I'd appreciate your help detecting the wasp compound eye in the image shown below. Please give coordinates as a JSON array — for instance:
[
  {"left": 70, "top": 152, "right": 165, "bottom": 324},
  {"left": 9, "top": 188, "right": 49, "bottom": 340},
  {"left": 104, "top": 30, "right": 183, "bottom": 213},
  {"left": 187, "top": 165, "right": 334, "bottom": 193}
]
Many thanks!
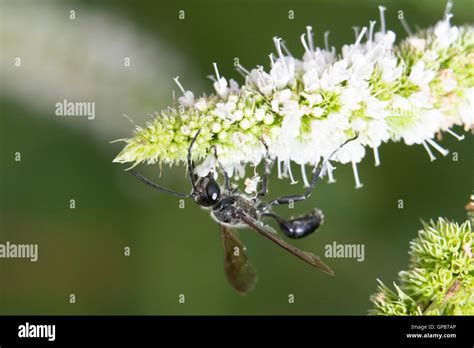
[
  {"left": 206, "top": 179, "right": 221, "bottom": 204},
  {"left": 193, "top": 176, "right": 221, "bottom": 207}
]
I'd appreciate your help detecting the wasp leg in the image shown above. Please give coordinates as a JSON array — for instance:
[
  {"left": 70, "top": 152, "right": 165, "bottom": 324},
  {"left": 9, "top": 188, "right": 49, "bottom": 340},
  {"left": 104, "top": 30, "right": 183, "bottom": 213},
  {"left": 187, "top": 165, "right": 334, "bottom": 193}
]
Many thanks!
[
  {"left": 212, "top": 146, "right": 232, "bottom": 192},
  {"left": 257, "top": 138, "right": 273, "bottom": 198},
  {"left": 187, "top": 129, "right": 201, "bottom": 192},
  {"left": 269, "top": 134, "right": 358, "bottom": 206},
  {"left": 269, "top": 166, "right": 323, "bottom": 205}
]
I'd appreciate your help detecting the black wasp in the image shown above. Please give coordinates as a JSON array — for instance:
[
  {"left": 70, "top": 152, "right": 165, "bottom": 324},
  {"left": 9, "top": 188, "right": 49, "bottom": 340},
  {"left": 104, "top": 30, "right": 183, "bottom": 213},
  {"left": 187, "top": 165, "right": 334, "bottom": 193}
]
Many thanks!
[{"left": 131, "top": 129, "right": 356, "bottom": 294}]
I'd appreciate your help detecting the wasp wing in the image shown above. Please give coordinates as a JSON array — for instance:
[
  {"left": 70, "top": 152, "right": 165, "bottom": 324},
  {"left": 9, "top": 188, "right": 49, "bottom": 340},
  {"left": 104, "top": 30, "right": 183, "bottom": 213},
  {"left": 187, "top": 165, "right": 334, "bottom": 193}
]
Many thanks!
[
  {"left": 238, "top": 211, "right": 334, "bottom": 276},
  {"left": 220, "top": 224, "right": 257, "bottom": 294}
]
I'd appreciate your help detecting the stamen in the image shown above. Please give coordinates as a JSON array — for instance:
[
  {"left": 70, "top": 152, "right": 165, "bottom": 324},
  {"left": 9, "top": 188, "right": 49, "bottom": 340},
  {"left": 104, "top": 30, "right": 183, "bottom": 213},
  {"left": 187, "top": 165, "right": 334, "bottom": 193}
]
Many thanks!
[
  {"left": 373, "top": 146, "right": 381, "bottom": 167},
  {"left": 173, "top": 76, "right": 186, "bottom": 95},
  {"left": 399, "top": 16, "right": 413, "bottom": 36},
  {"left": 306, "top": 26, "right": 314, "bottom": 52},
  {"left": 273, "top": 37, "right": 288, "bottom": 72},
  {"left": 277, "top": 160, "right": 282, "bottom": 179},
  {"left": 327, "top": 160, "right": 336, "bottom": 183},
  {"left": 351, "top": 27, "right": 367, "bottom": 54},
  {"left": 253, "top": 166, "right": 258, "bottom": 177},
  {"left": 300, "top": 33, "right": 312, "bottom": 55},
  {"left": 324, "top": 31, "right": 330, "bottom": 51},
  {"left": 236, "top": 63, "right": 250, "bottom": 77},
  {"left": 352, "top": 26, "right": 360, "bottom": 40},
  {"left": 444, "top": 0, "right": 453, "bottom": 20},
  {"left": 446, "top": 128, "right": 465, "bottom": 141},
  {"left": 269, "top": 53, "right": 275, "bottom": 68},
  {"left": 445, "top": 13, "right": 454, "bottom": 26},
  {"left": 282, "top": 159, "right": 288, "bottom": 178},
  {"left": 369, "top": 20, "right": 377, "bottom": 42},
  {"left": 213, "top": 62, "right": 221, "bottom": 81},
  {"left": 426, "top": 138, "right": 449, "bottom": 156},
  {"left": 286, "top": 160, "right": 298, "bottom": 185},
  {"left": 301, "top": 164, "right": 310, "bottom": 187},
  {"left": 355, "top": 27, "right": 368, "bottom": 47},
  {"left": 280, "top": 40, "right": 293, "bottom": 57},
  {"left": 319, "top": 160, "right": 327, "bottom": 177},
  {"left": 422, "top": 141, "right": 437, "bottom": 161},
  {"left": 256, "top": 66, "right": 266, "bottom": 85},
  {"left": 352, "top": 162, "right": 363, "bottom": 189},
  {"left": 378, "top": 6, "right": 387, "bottom": 34},
  {"left": 273, "top": 37, "right": 284, "bottom": 59}
]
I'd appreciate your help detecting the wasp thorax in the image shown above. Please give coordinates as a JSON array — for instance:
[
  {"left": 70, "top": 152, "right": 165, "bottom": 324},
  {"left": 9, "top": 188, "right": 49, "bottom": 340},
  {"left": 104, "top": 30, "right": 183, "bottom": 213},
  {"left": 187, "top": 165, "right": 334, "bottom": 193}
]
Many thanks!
[{"left": 213, "top": 201, "right": 238, "bottom": 224}]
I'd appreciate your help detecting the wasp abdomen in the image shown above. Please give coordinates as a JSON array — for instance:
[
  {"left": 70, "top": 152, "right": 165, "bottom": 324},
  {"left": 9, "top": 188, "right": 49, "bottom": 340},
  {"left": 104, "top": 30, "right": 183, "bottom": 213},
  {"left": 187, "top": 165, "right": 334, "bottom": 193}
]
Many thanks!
[{"left": 266, "top": 208, "right": 324, "bottom": 239}]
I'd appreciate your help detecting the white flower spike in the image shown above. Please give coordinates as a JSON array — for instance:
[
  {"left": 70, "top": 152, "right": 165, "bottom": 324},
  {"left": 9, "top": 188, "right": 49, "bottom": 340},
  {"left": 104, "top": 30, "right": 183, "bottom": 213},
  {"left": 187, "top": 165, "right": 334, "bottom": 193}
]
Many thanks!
[{"left": 115, "top": 3, "right": 473, "bottom": 190}]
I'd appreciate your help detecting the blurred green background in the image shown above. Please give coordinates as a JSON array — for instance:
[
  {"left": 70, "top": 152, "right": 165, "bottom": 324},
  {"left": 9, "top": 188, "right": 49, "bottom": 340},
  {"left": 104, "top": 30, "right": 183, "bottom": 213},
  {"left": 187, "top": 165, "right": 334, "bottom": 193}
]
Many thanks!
[{"left": 0, "top": 0, "right": 473, "bottom": 315}]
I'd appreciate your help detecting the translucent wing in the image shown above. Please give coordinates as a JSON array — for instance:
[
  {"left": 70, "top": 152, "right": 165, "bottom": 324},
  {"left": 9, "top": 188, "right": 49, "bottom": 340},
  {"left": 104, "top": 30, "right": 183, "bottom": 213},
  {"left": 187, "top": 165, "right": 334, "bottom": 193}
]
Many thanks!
[
  {"left": 238, "top": 211, "right": 334, "bottom": 275},
  {"left": 220, "top": 224, "right": 257, "bottom": 294}
]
